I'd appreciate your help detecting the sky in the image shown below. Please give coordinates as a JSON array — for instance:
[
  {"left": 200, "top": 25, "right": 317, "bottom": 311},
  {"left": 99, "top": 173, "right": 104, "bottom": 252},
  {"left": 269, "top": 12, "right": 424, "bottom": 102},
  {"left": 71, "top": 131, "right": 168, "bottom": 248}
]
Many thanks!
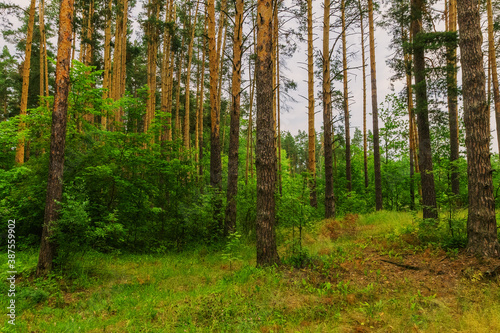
[{"left": 4, "top": 0, "right": 499, "bottom": 153}]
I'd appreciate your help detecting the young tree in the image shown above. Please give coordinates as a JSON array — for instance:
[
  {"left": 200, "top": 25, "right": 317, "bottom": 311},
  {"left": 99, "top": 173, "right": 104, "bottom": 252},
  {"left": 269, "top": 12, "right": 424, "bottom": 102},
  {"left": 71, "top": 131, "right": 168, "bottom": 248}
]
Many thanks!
[
  {"left": 256, "top": 0, "right": 279, "bottom": 266},
  {"left": 341, "top": 0, "right": 352, "bottom": 193},
  {"left": 487, "top": 0, "right": 500, "bottom": 154},
  {"left": 447, "top": 0, "right": 459, "bottom": 196},
  {"left": 368, "top": 0, "right": 382, "bottom": 210},
  {"left": 323, "top": 0, "right": 335, "bottom": 218},
  {"left": 15, "top": 0, "right": 36, "bottom": 165},
  {"left": 457, "top": 0, "right": 500, "bottom": 257},
  {"left": 37, "top": 0, "right": 75, "bottom": 276},
  {"left": 411, "top": 0, "right": 437, "bottom": 219},
  {"left": 225, "top": 0, "right": 244, "bottom": 235},
  {"left": 307, "top": 0, "right": 317, "bottom": 206}
]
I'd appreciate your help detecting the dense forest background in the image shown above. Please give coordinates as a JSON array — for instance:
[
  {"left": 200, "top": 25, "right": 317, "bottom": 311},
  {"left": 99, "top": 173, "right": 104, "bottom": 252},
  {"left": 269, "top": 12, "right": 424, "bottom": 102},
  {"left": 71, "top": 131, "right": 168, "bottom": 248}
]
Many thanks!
[{"left": 1, "top": 0, "right": 500, "bottom": 273}]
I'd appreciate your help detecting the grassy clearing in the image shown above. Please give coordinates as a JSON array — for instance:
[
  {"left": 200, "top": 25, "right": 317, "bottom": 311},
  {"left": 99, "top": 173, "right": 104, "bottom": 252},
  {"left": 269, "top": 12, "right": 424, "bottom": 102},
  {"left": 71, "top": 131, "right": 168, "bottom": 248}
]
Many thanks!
[{"left": 2, "top": 211, "right": 500, "bottom": 332}]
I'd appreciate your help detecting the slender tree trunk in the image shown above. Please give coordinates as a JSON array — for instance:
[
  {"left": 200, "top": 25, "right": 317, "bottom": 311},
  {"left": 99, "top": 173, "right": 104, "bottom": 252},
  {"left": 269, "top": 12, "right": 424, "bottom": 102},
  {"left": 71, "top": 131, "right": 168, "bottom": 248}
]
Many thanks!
[
  {"left": 487, "top": 0, "right": 500, "bottom": 154},
  {"left": 145, "top": 0, "right": 160, "bottom": 133},
  {"left": 256, "top": 0, "right": 279, "bottom": 266},
  {"left": 447, "top": 0, "right": 459, "bottom": 196},
  {"left": 39, "top": 0, "right": 49, "bottom": 101},
  {"left": 208, "top": 0, "right": 223, "bottom": 232},
  {"left": 368, "top": 0, "right": 382, "bottom": 210},
  {"left": 359, "top": 0, "right": 368, "bottom": 190},
  {"left": 184, "top": 2, "right": 200, "bottom": 149},
  {"left": 102, "top": 0, "right": 112, "bottom": 129},
  {"left": 37, "top": 0, "right": 74, "bottom": 276},
  {"left": 198, "top": 20, "right": 206, "bottom": 176},
  {"left": 458, "top": 0, "right": 500, "bottom": 257},
  {"left": 323, "top": 0, "right": 335, "bottom": 218},
  {"left": 341, "top": 0, "right": 351, "bottom": 193},
  {"left": 225, "top": 0, "right": 244, "bottom": 235},
  {"left": 15, "top": 0, "right": 36, "bottom": 165},
  {"left": 174, "top": 42, "right": 185, "bottom": 140},
  {"left": 404, "top": 29, "right": 416, "bottom": 210},
  {"left": 411, "top": 0, "right": 438, "bottom": 219},
  {"left": 307, "top": 0, "right": 317, "bottom": 206},
  {"left": 246, "top": 56, "right": 256, "bottom": 184}
]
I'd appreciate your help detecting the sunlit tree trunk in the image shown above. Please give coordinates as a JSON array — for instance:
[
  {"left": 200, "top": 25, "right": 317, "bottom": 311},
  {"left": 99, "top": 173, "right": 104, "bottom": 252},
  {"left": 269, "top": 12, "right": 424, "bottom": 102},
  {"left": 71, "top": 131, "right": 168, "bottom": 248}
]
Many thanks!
[
  {"left": 174, "top": 40, "right": 185, "bottom": 139},
  {"left": 307, "top": 0, "right": 317, "bottom": 206},
  {"left": 458, "top": 0, "right": 500, "bottom": 257},
  {"left": 225, "top": 0, "right": 244, "bottom": 235},
  {"left": 39, "top": 0, "right": 49, "bottom": 101},
  {"left": 145, "top": 0, "right": 160, "bottom": 133},
  {"left": 368, "top": 0, "right": 382, "bottom": 210},
  {"left": 246, "top": 53, "right": 256, "bottom": 184},
  {"left": 37, "top": 0, "right": 74, "bottom": 276},
  {"left": 411, "top": 0, "right": 438, "bottom": 219},
  {"left": 112, "top": 0, "right": 128, "bottom": 127},
  {"left": 256, "top": 0, "right": 279, "bottom": 267},
  {"left": 15, "top": 0, "right": 36, "bottom": 165},
  {"left": 323, "top": 0, "right": 335, "bottom": 218},
  {"left": 198, "top": 19, "right": 206, "bottom": 176}
]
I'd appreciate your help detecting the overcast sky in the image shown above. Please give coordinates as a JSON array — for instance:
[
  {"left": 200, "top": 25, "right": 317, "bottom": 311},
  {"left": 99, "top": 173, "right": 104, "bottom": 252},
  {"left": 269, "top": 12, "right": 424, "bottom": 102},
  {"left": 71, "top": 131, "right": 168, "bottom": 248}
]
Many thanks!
[{"left": 4, "top": 0, "right": 498, "bottom": 153}]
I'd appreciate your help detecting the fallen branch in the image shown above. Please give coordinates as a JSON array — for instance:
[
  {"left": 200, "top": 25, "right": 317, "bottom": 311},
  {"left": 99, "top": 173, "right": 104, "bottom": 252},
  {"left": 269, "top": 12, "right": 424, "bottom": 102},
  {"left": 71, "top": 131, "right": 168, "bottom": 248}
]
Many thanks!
[{"left": 380, "top": 259, "right": 420, "bottom": 271}]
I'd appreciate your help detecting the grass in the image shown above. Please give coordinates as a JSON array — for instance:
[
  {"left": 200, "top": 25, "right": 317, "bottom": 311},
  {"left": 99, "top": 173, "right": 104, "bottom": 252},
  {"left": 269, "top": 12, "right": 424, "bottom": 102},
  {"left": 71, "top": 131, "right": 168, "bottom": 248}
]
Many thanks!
[{"left": 2, "top": 210, "right": 500, "bottom": 332}]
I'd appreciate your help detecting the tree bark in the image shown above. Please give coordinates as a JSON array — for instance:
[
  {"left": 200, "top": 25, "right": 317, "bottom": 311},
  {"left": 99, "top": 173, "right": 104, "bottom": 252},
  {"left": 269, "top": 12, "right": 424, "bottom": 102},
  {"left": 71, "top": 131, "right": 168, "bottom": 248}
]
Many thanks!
[
  {"left": 37, "top": 0, "right": 74, "bottom": 276},
  {"left": 458, "top": 0, "right": 500, "bottom": 257},
  {"left": 225, "top": 0, "right": 244, "bottom": 235},
  {"left": 15, "top": 0, "right": 36, "bottom": 165},
  {"left": 368, "top": 0, "right": 382, "bottom": 210},
  {"left": 411, "top": 0, "right": 438, "bottom": 219},
  {"left": 323, "top": 0, "right": 335, "bottom": 219},
  {"left": 256, "top": 0, "right": 279, "bottom": 266},
  {"left": 307, "top": 0, "right": 317, "bottom": 207},
  {"left": 487, "top": 0, "right": 500, "bottom": 156}
]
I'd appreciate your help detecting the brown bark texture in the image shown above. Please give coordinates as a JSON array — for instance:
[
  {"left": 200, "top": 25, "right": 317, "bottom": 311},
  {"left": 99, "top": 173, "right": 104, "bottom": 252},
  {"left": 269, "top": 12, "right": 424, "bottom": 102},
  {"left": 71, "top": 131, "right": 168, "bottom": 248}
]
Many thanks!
[
  {"left": 323, "top": 0, "right": 335, "bottom": 219},
  {"left": 457, "top": 0, "right": 500, "bottom": 257},
  {"left": 37, "top": 0, "right": 75, "bottom": 276},
  {"left": 256, "top": 0, "right": 279, "bottom": 267}
]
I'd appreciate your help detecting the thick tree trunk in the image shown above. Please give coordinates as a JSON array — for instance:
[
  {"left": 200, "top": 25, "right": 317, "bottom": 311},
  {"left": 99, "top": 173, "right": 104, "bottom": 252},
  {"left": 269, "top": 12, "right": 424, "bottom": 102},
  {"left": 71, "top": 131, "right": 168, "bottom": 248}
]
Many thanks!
[
  {"left": 15, "top": 0, "right": 36, "bottom": 165},
  {"left": 37, "top": 0, "right": 74, "bottom": 276},
  {"left": 225, "top": 0, "right": 244, "bottom": 235},
  {"left": 411, "top": 0, "right": 438, "bottom": 219},
  {"left": 447, "top": 0, "right": 459, "bottom": 196},
  {"left": 256, "top": 0, "right": 279, "bottom": 267},
  {"left": 458, "top": 0, "right": 500, "bottom": 257},
  {"left": 368, "top": 0, "right": 382, "bottom": 210},
  {"left": 342, "top": 0, "right": 351, "bottom": 193},
  {"left": 307, "top": 0, "right": 317, "bottom": 206},
  {"left": 323, "top": 0, "right": 335, "bottom": 219}
]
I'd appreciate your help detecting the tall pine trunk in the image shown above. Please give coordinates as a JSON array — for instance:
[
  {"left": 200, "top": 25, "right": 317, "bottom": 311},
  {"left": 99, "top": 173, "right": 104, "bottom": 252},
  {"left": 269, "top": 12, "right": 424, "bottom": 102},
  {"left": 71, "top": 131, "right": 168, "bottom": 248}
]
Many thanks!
[
  {"left": 36, "top": 0, "right": 74, "bottom": 276},
  {"left": 458, "top": 0, "right": 500, "bottom": 257},
  {"left": 359, "top": 0, "right": 368, "bottom": 190},
  {"left": 323, "top": 0, "right": 335, "bottom": 218},
  {"left": 225, "top": 0, "right": 244, "bottom": 235},
  {"left": 411, "top": 0, "right": 438, "bottom": 219},
  {"left": 487, "top": 0, "right": 500, "bottom": 155},
  {"left": 15, "top": 0, "right": 36, "bottom": 165},
  {"left": 368, "top": 0, "right": 382, "bottom": 210},
  {"left": 341, "top": 0, "right": 351, "bottom": 193},
  {"left": 307, "top": 0, "right": 317, "bottom": 207},
  {"left": 256, "top": 0, "right": 279, "bottom": 266},
  {"left": 447, "top": 0, "right": 459, "bottom": 196}
]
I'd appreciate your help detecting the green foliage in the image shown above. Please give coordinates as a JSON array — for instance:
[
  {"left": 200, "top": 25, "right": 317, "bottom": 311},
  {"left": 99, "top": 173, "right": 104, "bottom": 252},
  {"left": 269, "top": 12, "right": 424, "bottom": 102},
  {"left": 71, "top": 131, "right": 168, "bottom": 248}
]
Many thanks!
[{"left": 221, "top": 231, "right": 243, "bottom": 269}]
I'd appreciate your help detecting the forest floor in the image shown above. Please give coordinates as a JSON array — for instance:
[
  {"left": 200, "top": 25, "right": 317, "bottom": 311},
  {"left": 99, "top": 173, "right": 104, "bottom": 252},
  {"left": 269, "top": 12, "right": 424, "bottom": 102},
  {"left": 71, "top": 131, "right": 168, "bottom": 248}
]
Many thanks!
[{"left": 3, "top": 211, "right": 500, "bottom": 332}]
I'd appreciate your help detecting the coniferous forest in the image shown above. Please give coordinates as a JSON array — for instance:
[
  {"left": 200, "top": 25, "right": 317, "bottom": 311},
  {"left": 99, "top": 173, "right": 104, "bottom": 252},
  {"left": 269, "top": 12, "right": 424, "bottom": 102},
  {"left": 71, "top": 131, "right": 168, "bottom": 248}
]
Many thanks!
[{"left": 1, "top": 0, "right": 500, "bottom": 331}]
